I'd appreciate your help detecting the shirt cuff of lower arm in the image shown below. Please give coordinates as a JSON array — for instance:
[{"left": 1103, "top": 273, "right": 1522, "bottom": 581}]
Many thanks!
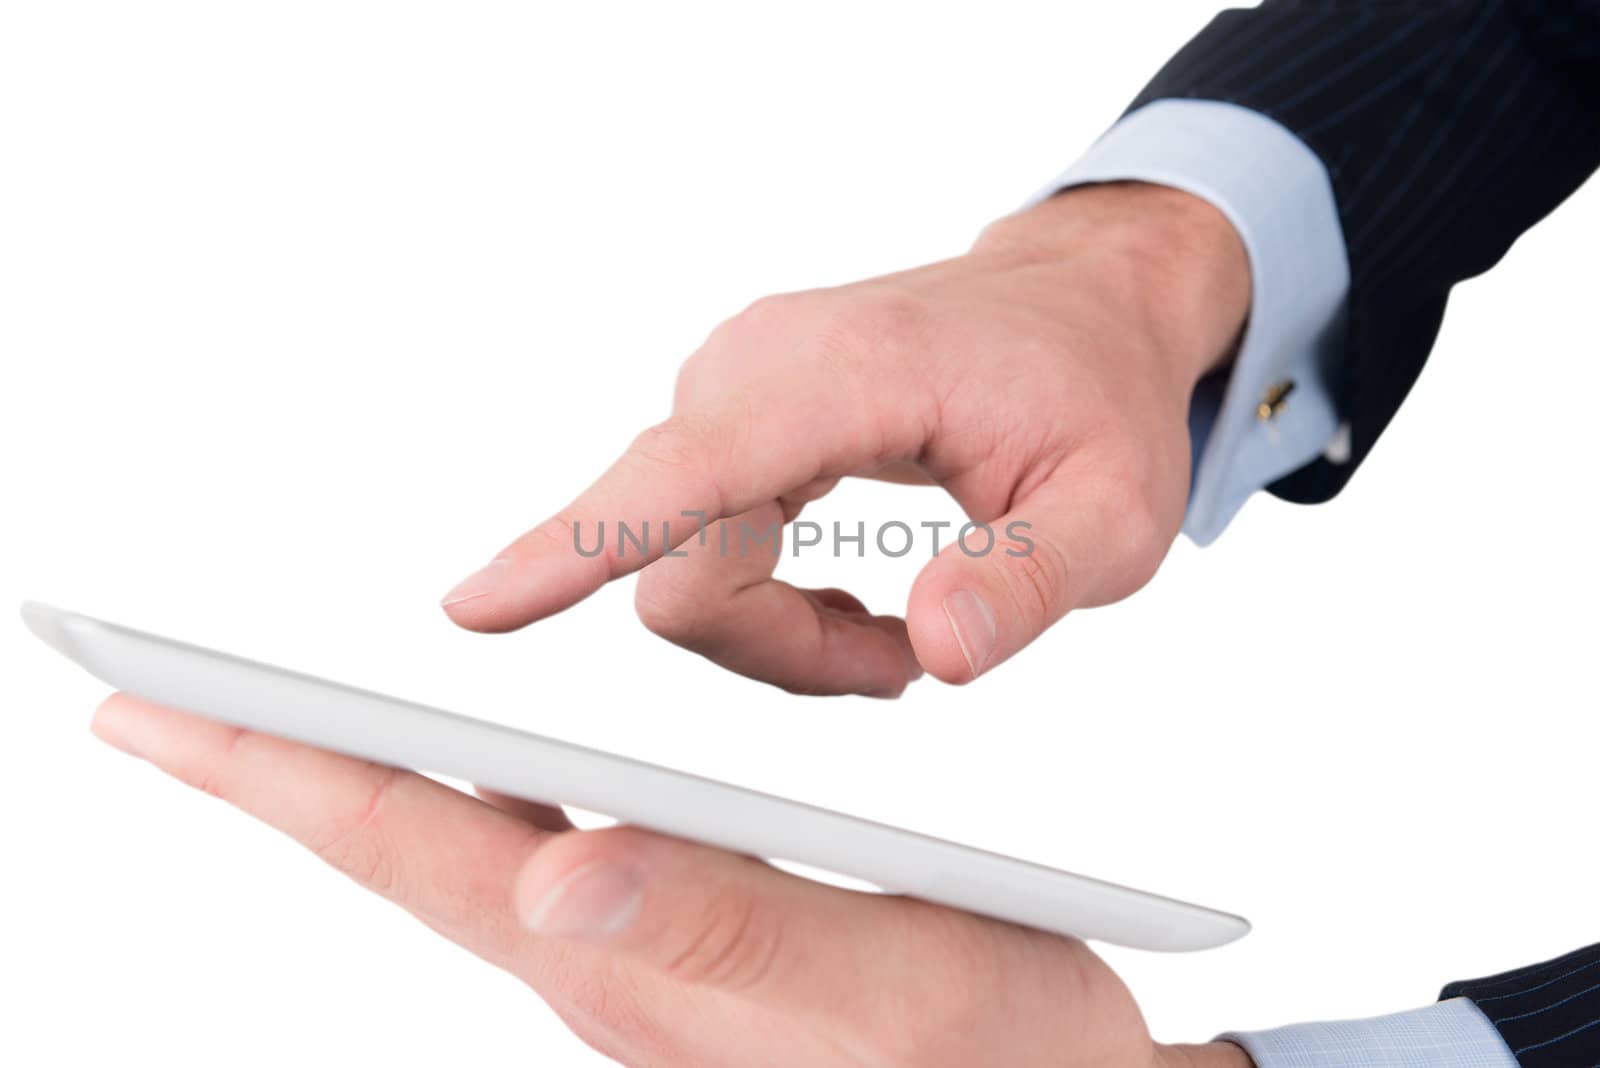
[
  {"left": 1024, "top": 99, "right": 1351, "bottom": 544},
  {"left": 1221, "top": 997, "right": 1518, "bottom": 1068}
]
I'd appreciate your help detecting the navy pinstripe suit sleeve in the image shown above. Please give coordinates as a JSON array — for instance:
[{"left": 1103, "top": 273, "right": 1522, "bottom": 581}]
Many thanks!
[
  {"left": 1441, "top": 942, "right": 1600, "bottom": 1067},
  {"left": 1129, "top": 0, "right": 1600, "bottom": 504}
]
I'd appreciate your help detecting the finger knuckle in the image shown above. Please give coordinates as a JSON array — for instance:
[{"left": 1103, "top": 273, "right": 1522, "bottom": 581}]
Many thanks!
[
  {"left": 626, "top": 414, "right": 736, "bottom": 518},
  {"left": 671, "top": 350, "right": 712, "bottom": 410},
  {"left": 528, "top": 510, "right": 619, "bottom": 586},
  {"left": 633, "top": 569, "right": 709, "bottom": 648},
  {"left": 307, "top": 766, "right": 402, "bottom": 892},
  {"left": 663, "top": 886, "right": 783, "bottom": 993},
  {"left": 731, "top": 291, "right": 805, "bottom": 333},
  {"left": 531, "top": 512, "right": 580, "bottom": 555},
  {"left": 317, "top": 833, "right": 400, "bottom": 895},
  {"left": 809, "top": 289, "right": 927, "bottom": 373},
  {"left": 189, "top": 726, "right": 251, "bottom": 802},
  {"left": 701, "top": 292, "right": 807, "bottom": 359},
  {"left": 629, "top": 416, "right": 713, "bottom": 473},
  {"left": 994, "top": 533, "right": 1071, "bottom": 626}
]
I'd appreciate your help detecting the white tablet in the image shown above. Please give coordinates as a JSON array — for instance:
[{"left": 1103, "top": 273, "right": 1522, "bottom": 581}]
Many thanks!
[{"left": 23, "top": 602, "right": 1248, "bottom": 952}]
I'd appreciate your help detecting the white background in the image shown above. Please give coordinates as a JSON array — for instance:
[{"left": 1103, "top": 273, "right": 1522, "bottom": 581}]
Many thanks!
[{"left": 3, "top": 2, "right": 1596, "bottom": 1064}]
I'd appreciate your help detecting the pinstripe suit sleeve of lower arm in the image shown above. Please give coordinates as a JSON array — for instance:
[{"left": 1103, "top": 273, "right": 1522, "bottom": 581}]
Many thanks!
[
  {"left": 1441, "top": 941, "right": 1600, "bottom": 1066},
  {"left": 1222, "top": 997, "right": 1517, "bottom": 1067},
  {"left": 1128, "top": 0, "right": 1600, "bottom": 505}
]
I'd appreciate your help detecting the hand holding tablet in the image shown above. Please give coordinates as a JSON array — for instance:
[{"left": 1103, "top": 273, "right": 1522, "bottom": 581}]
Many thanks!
[{"left": 24, "top": 601, "right": 1246, "bottom": 952}]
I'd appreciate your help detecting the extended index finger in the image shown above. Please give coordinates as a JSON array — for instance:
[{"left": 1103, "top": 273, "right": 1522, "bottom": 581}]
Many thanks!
[{"left": 443, "top": 373, "right": 926, "bottom": 635}]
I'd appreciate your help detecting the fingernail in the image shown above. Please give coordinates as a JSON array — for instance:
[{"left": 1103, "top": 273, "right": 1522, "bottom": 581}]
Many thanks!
[
  {"left": 441, "top": 558, "right": 512, "bottom": 608},
  {"left": 942, "top": 589, "right": 996, "bottom": 679},
  {"left": 523, "top": 860, "right": 644, "bottom": 940}
]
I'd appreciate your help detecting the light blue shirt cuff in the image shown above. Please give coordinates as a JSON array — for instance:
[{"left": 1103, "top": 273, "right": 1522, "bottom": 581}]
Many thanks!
[
  {"left": 1021, "top": 99, "right": 1351, "bottom": 544},
  {"left": 1222, "top": 997, "right": 1518, "bottom": 1068}
]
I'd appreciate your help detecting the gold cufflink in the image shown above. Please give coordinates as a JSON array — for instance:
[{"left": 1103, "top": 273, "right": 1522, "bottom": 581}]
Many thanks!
[{"left": 1257, "top": 379, "right": 1295, "bottom": 421}]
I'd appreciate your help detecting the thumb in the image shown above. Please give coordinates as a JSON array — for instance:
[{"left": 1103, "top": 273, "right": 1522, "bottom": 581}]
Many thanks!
[
  {"left": 906, "top": 463, "right": 1177, "bottom": 683},
  {"left": 514, "top": 826, "right": 946, "bottom": 1020},
  {"left": 512, "top": 827, "right": 1133, "bottom": 1064}
]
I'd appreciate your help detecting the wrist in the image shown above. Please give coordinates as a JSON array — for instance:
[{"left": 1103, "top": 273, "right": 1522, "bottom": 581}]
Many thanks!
[
  {"left": 1155, "top": 1040, "right": 1256, "bottom": 1068},
  {"left": 974, "top": 181, "right": 1250, "bottom": 389}
]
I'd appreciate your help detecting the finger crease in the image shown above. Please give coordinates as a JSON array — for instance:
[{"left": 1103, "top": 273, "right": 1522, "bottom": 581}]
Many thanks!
[
  {"left": 312, "top": 764, "right": 400, "bottom": 860},
  {"left": 194, "top": 725, "right": 250, "bottom": 799}
]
